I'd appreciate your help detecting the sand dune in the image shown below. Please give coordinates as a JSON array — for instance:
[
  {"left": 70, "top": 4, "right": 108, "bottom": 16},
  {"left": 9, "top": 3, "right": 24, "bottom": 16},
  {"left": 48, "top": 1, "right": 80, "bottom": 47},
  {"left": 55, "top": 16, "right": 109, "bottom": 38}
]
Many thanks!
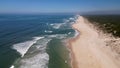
[{"left": 70, "top": 16, "right": 120, "bottom": 68}]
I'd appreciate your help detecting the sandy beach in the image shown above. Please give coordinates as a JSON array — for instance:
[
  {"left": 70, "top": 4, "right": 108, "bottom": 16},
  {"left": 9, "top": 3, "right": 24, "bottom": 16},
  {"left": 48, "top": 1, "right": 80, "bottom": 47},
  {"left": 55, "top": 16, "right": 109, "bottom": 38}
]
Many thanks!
[{"left": 69, "top": 16, "right": 120, "bottom": 68}]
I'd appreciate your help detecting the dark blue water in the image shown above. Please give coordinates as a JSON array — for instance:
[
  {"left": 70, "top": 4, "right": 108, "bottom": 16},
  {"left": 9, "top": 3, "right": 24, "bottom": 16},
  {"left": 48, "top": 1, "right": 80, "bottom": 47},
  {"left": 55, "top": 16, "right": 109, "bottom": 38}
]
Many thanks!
[{"left": 0, "top": 14, "right": 75, "bottom": 68}]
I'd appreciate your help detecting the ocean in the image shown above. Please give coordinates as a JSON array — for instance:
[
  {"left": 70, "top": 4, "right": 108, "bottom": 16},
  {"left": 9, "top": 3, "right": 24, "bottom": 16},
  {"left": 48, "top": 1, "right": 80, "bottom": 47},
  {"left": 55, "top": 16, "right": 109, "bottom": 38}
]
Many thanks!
[
  {"left": 1, "top": 14, "right": 120, "bottom": 68},
  {"left": 0, "top": 14, "right": 76, "bottom": 68}
]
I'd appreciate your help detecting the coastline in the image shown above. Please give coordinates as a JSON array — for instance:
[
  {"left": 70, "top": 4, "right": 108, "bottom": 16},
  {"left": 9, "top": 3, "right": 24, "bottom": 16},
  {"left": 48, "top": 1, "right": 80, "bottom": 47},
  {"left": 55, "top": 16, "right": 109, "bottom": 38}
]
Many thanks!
[
  {"left": 68, "top": 35, "right": 79, "bottom": 68},
  {"left": 69, "top": 16, "right": 120, "bottom": 68},
  {"left": 68, "top": 16, "right": 82, "bottom": 68}
]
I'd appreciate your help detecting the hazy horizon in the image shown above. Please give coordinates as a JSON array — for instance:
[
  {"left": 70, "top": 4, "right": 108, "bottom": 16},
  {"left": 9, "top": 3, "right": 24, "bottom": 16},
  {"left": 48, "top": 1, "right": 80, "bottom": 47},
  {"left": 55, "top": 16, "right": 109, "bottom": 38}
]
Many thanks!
[{"left": 0, "top": 0, "right": 120, "bottom": 14}]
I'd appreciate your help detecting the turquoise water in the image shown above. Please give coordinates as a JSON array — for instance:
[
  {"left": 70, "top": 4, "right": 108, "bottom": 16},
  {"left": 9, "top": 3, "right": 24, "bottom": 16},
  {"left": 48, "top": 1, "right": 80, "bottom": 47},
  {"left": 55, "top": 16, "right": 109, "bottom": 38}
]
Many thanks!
[{"left": 0, "top": 14, "right": 75, "bottom": 68}]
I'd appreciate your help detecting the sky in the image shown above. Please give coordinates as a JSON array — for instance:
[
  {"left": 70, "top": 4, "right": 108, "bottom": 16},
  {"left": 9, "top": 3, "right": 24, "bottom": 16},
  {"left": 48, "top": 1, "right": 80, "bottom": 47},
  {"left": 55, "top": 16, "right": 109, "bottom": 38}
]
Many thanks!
[{"left": 0, "top": 0, "right": 120, "bottom": 14}]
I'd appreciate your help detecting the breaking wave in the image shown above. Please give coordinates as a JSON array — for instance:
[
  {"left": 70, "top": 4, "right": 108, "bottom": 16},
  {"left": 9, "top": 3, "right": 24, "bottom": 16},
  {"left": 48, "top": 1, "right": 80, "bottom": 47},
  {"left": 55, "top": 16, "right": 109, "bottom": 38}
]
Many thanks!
[
  {"left": 11, "top": 37, "right": 51, "bottom": 68},
  {"left": 11, "top": 33, "right": 69, "bottom": 68},
  {"left": 50, "top": 17, "right": 75, "bottom": 29},
  {"left": 12, "top": 37, "right": 44, "bottom": 57},
  {"left": 10, "top": 16, "right": 76, "bottom": 68},
  {"left": 50, "top": 23, "right": 63, "bottom": 29}
]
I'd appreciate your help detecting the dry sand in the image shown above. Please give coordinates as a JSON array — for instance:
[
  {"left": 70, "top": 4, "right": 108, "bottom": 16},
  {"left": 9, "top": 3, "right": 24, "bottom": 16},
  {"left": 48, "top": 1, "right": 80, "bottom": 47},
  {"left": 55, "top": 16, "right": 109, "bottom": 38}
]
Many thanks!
[{"left": 69, "top": 16, "right": 120, "bottom": 68}]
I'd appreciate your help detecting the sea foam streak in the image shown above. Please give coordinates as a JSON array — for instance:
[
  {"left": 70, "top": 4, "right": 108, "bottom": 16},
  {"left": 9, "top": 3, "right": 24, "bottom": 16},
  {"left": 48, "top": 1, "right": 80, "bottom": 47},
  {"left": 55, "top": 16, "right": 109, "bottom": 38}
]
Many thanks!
[
  {"left": 50, "top": 23, "right": 63, "bottom": 29},
  {"left": 11, "top": 38, "right": 51, "bottom": 68},
  {"left": 44, "top": 30, "right": 53, "bottom": 33},
  {"left": 10, "top": 16, "right": 75, "bottom": 68},
  {"left": 16, "top": 53, "right": 49, "bottom": 68},
  {"left": 50, "top": 17, "right": 75, "bottom": 29},
  {"left": 12, "top": 37, "right": 44, "bottom": 57}
]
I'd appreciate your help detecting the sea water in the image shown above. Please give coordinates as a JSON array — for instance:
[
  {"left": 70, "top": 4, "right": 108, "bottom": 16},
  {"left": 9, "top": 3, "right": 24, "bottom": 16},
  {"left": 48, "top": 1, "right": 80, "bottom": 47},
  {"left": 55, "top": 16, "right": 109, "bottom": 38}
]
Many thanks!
[
  {"left": 0, "top": 14, "right": 75, "bottom": 68},
  {"left": 1, "top": 14, "right": 120, "bottom": 68}
]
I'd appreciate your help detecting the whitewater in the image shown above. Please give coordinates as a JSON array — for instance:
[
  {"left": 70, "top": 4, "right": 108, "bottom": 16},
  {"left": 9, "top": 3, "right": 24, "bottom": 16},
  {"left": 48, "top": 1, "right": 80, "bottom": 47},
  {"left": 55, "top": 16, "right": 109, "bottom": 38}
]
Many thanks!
[
  {"left": 9, "top": 15, "right": 120, "bottom": 68},
  {"left": 9, "top": 16, "right": 76, "bottom": 68}
]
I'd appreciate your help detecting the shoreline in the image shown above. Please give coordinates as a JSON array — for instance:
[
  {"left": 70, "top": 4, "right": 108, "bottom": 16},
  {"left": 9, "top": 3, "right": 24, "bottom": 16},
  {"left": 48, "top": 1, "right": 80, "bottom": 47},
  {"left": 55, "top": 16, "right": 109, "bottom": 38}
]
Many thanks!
[
  {"left": 68, "top": 35, "right": 79, "bottom": 68},
  {"left": 68, "top": 18, "right": 81, "bottom": 68},
  {"left": 68, "top": 16, "right": 120, "bottom": 68}
]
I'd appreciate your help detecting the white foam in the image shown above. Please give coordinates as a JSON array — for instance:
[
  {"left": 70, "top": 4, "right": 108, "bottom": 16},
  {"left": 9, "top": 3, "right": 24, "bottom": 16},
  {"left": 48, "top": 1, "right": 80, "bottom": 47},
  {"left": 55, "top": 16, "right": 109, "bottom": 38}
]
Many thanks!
[
  {"left": 50, "top": 23, "right": 63, "bottom": 29},
  {"left": 68, "top": 32, "right": 71, "bottom": 35},
  {"left": 69, "top": 17, "right": 75, "bottom": 21},
  {"left": 50, "top": 23, "right": 54, "bottom": 26},
  {"left": 74, "top": 30, "right": 79, "bottom": 37},
  {"left": 74, "top": 15, "right": 80, "bottom": 20},
  {"left": 12, "top": 37, "right": 44, "bottom": 57},
  {"left": 49, "top": 17, "right": 75, "bottom": 29},
  {"left": 44, "top": 30, "right": 53, "bottom": 33},
  {"left": 35, "top": 38, "right": 51, "bottom": 49},
  {"left": 56, "top": 34, "right": 67, "bottom": 39},
  {"left": 47, "top": 34, "right": 57, "bottom": 38},
  {"left": 48, "top": 34, "right": 67, "bottom": 39},
  {"left": 10, "top": 65, "right": 14, "bottom": 68},
  {"left": 17, "top": 53, "right": 49, "bottom": 68},
  {"left": 12, "top": 38, "right": 51, "bottom": 68}
]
